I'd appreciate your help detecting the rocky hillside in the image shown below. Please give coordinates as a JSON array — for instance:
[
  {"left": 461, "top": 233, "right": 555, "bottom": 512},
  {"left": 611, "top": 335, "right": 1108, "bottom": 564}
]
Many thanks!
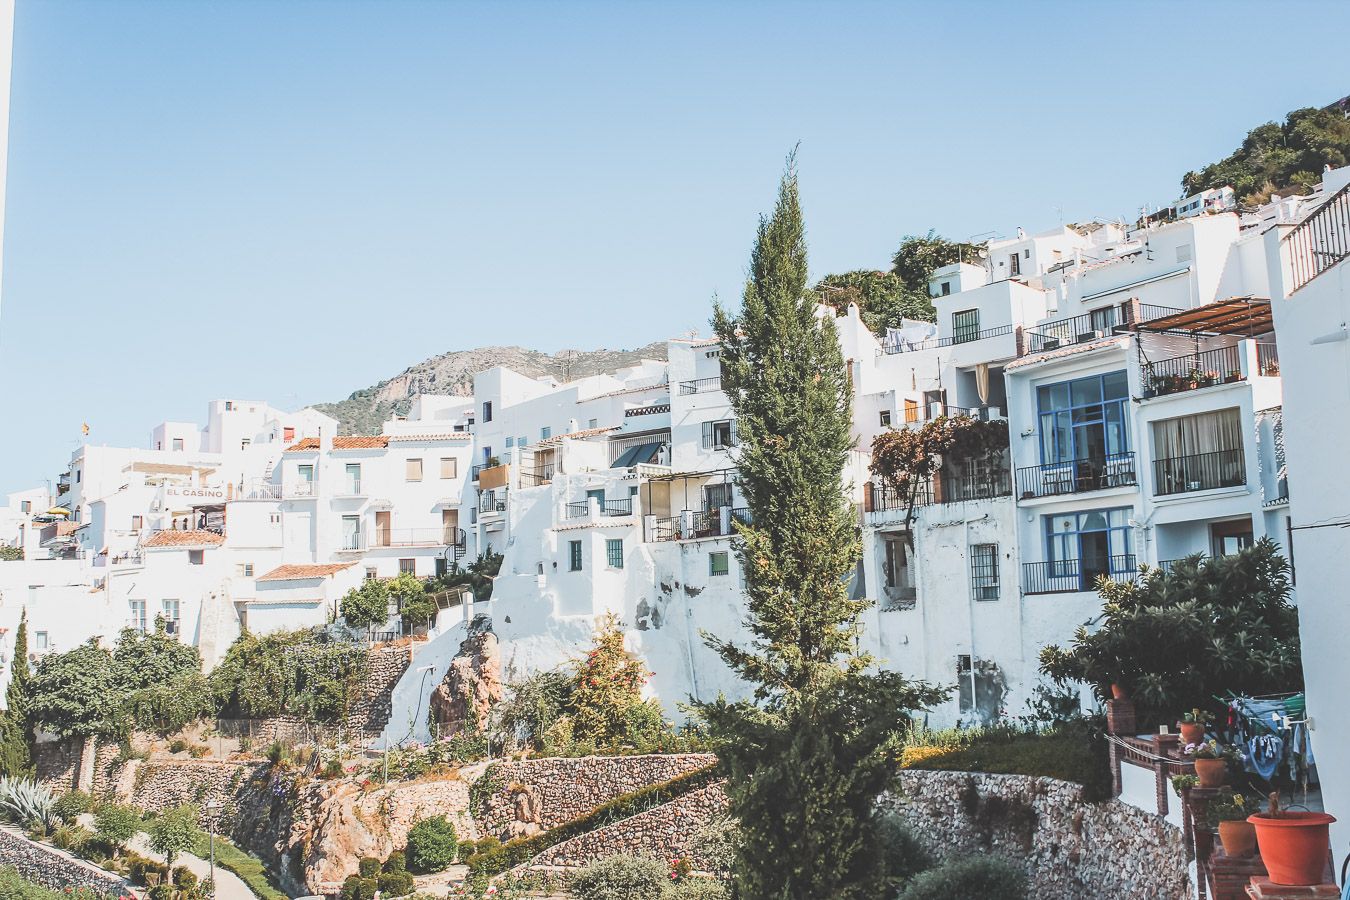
[{"left": 311, "top": 342, "right": 669, "bottom": 435}]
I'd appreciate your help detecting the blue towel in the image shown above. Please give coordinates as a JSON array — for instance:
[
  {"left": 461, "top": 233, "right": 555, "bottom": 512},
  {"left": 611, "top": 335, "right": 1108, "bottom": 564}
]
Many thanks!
[{"left": 1248, "top": 734, "right": 1284, "bottom": 780}]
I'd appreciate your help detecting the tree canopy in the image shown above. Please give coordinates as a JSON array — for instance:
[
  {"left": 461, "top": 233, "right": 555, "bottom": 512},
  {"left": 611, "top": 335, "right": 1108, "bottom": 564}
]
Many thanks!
[
  {"left": 0, "top": 612, "right": 34, "bottom": 776},
  {"left": 1182, "top": 105, "right": 1350, "bottom": 203}
]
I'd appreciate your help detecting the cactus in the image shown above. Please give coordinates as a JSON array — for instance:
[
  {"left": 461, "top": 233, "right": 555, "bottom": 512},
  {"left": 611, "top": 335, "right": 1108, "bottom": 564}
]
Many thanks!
[{"left": 0, "top": 775, "right": 56, "bottom": 828}]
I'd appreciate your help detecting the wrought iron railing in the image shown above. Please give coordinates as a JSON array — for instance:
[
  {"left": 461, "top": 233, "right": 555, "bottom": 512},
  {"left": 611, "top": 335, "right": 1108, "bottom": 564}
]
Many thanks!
[
  {"left": 941, "top": 471, "right": 1013, "bottom": 502},
  {"left": 564, "top": 501, "right": 589, "bottom": 519},
  {"left": 1141, "top": 345, "right": 1242, "bottom": 396},
  {"left": 678, "top": 376, "right": 723, "bottom": 395},
  {"left": 519, "top": 464, "right": 555, "bottom": 486},
  {"left": 1153, "top": 448, "right": 1245, "bottom": 496},
  {"left": 730, "top": 507, "right": 753, "bottom": 527},
  {"left": 1256, "top": 341, "right": 1280, "bottom": 377},
  {"left": 648, "top": 516, "right": 678, "bottom": 542},
  {"left": 603, "top": 498, "right": 633, "bottom": 517},
  {"left": 1023, "top": 304, "right": 1182, "bottom": 355},
  {"left": 1284, "top": 181, "right": 1350, "bottom": 293},
  {"left": 1023, "top": 555, "right": 1138, "bottom": 594},
  {"left": 478, "top": 492, "right": 507, "bottom": 514},
  {"left": 881, "top": 324, "right": 1014, "bottom": 355},
  {"left": 864, "top": 481, "right": 935, "bottom": 513},
  {"left": 1015, "top": 452, "right": 1137, "bottom": 499},
  {"left": 625, "top": 403, "right": 671, "bottom": 417}
]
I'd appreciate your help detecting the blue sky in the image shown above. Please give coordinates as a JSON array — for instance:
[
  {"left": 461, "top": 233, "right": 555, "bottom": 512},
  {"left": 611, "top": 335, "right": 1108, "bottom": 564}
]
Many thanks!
[{"left": 1, "top": 0, "right": 1348, "bottom": 493}]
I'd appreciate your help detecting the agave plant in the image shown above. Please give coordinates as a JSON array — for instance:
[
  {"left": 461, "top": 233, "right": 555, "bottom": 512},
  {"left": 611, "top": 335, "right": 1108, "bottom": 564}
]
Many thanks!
[{"left": 0, "top": 775, "right": 56, "bottom": 828}]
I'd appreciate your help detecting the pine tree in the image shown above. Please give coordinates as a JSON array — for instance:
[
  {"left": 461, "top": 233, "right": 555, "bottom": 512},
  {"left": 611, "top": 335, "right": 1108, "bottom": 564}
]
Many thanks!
[
  {"left": 0, "top": 611, "right": 35, "bottom": 776},
  {"left": 696, "top": 155, "right": 946, "bottom": 899}
]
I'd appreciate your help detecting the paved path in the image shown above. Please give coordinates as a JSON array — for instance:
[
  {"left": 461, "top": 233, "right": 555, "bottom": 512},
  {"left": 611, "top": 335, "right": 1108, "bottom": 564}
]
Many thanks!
[{"left": 127, "top": 832, "right": 256, "bottom": 900}]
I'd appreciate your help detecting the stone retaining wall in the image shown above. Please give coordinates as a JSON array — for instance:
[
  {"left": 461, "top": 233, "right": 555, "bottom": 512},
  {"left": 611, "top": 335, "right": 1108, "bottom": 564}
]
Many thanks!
[
  {"left": 130, "top": 758, "right": 269, "bottom": 822},
  {"left": 885, "top": 771, "right": 1191, "bottom": 900},
  {"left": 477, "top": 753, "right": 717, "bottom": 836},
  {"left": 0, "top": 826, "right": 132, "bottom": 896},
  {"left": 524, "top": 781, "right": 728, "bottom": 871}
]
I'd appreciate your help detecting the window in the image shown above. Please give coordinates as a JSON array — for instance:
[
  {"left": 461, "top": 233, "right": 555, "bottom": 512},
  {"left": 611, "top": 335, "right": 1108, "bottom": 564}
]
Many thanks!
[
  {"left": 406, "top": 458, "right": 424, "bottom": 481},
  {"left": 952, "top": 309, "right": 980, "bottom": 344},
  {"left": 705, "top": 349, "right": 722, "bottom": 358},
  {"left": 941, "top": 281, "right": 952, "bottom": 296},
  {"left": 241, "top": 438, "right": 251, "bottom": 450},
  {"left": 606, "top": 538, "right": 624, "bottom": 569},
  {"left": 225, "top": 401, "right": 234, "bottom": 411},
  {"left": 1211, "top": 517, "right": 1254, "bottom": 557},
  {"left": 20, "top": 501, "right": 30, "bottom": 513},
  {"left": 588, "top": 418, "right": 598, "bottom": 429},
  {"left": 161, "top": 600, "right": 181, "bottom": 634},
  {"left": 505, "top": 437, "right": 514, "bottom": 448},
  {"left": 568, "top": 540, "right": 582, "bottom": 571},
  {"left": 440, "top": 457, "right": 457, "bottom": 479},
  {"left": 237, "top": 563, "right": 254, "bottom": 577},
  {"left": 269, "top": 512, "right": 282, "bottom": 525},
  {"left": 399, "top": 558, "right": 416, "bottom": 575},
  {"left": 172, "top": 438, "right": 184, "bottom": 451},
  {"left": 131, "top": 515, "right": 143, "bottom": 532},
  {"left": 283, "top": 426, "right": 295, "bottom": 442},
  {"left": 709, "top": 551, "right": 730, "bottom": 576},
  {"left": 188, "top": 550, "right": 204, "bottom": 565},
  {"left": 971, "top": 544, "right": 999, "bottom": 600},
  {"left": 34, "top": 631, "right": 49, "bottom": 651},
  {"left": 541, "top": 426, "right": 552, "bottom": 440},
  {"left": 1044, "top": 508, "right": 1133, "bottom": 590},
  {"left": 703, "top": 482, "right": 733, "bottom": 511},
  {"left": 1151, "top": 408, "right": 1245, "bottom": 495},
  {"left": 298, "top": 464, "right": 315, "bottom": 483},
  {"left": 342, "top": 515, "right": 360, "bottom": 550},
  {"left": 518, "top": 435, "right": 527, "bottom": 448},
  {"left": 75, "top": 470, "right": 80, "bottom": 483},
  {"left": 702, "top": 420, "right": 737, "bottom": 450},
  {"left": 1009, "top": 253, "right": 1021, "bottom": 276},
  {"left": 879, "top": 409, "right": 892, "bottom": 427},
  {"left": 345, "top": 463, "right": 362, "bottom": 494},
  {"left": 904, "top": 399, "right": 920, "bottom": 423},
  {"left": 366, "top": 567, "right": 378, "bottom": 580},
  {"left": 129, "top": 600, "right": 147, "bottom": 633},
  {"left": 1037, "top": 371, "right": 1130, "bottom": 465},
  {"left": 482, "top": 401, "right": 493, "bottom": 423}
]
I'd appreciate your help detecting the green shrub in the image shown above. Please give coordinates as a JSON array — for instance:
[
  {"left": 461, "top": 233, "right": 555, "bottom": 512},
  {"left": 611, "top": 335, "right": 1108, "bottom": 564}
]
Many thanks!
[
  {"left": 172, "top": 866, "right": 198, "bottom": 890},
  {"left": 377, "top": 870, "right": 415, "bottom": 897},
  {"left": 455, "top": 839, "right": 475, "bottom": 863},
  {"left": 94, "top": 803, "right": 143, "bottom": 848},
  {"left": 146, "top": 884, "right": 176, "bottom": 900},
  {"left": 126, "top": 852, "right": 170, "bottom": 885},
  {"left": 340, "top": 875, "right": 379, "bottom": 900},
  {"left": 571, "top": 854, "right": 668, "bottom": 900},
  {"left": 322, "top": 758, "right": 345, "bottom": 779},
  {"left": 405, "top": 816, "right": 457, "bottom": 874},
  {"left": 169, "top": 739, "right": 189, "bottom": 754},
  {"left": 877, "top": 810, "right": 932, "bottom": 886},
  {"left": 357, "top": 857, "right": 381, "bottom": 879},
  {"left": 52, "top": 790, "right": 94, "bottom": 823},
  {"left": 384, "top": 850, "right": 406, "bottom": 873},
  {"left": 895, "top": 856, "right": 1027, "bottom": 900},
  {"left": 0, "top": 866, "right": 114, "bottom": 900},
  {"left": 665, "top": 880, "right": 729, "bottom": 900},
  {"left": 50, "top": 823, "right": 93, "bottom": 853}
]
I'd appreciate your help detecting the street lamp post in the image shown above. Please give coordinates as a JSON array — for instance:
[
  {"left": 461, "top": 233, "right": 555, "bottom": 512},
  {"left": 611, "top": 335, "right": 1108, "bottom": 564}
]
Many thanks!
[{"left": 204, "top": 799, "right": 223, "bottom": 891}]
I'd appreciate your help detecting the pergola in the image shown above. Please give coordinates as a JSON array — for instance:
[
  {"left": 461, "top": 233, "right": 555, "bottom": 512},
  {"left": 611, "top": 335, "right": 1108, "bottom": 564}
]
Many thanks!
[{"left": 1134, "top": 296, "right": 1274, "bottom": 336}]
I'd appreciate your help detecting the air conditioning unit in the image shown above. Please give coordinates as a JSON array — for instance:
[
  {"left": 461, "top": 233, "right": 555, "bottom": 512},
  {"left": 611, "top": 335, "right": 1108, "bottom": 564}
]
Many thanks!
[
  {"left": 1076, "top": 329, "right": 1105, "bottom": 344},
  {"left": 1042, "top": 338, "right": 1061, "bottom": 351}
]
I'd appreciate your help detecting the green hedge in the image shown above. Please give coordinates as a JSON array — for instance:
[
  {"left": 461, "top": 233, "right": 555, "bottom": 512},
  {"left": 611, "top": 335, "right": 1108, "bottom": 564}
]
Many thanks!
[
  {"left": 208, "top": 836, "right": 289, "bottom": 900},
  {"left": 468, "top": 764, "right": 721, "bottom": 877},
  {"left": 901, "top": 725, "right": 1112, "bottom": 802}
]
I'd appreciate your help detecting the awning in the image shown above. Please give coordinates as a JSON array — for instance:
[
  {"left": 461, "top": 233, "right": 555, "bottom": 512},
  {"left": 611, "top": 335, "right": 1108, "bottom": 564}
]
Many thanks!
[
  {"left": 1135, "top": 296, "right": 1273, "bottom": 336},
  {"left": 46, "top": 507, "right": 70, "bottom": 516},
  {"left": 611, "top": 442, "right": 663, "bottom": 468}
]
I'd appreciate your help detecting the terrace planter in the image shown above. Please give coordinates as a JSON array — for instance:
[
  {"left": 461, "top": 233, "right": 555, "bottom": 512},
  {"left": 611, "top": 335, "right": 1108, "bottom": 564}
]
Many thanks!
[
  {"left": 1218, "top": 819, "right": 1257, "bottom": 858},
  {"left": 1248, "top": 812, "right": 1336, "bottom": 885},
  {"left": 1194, "top": 757, "right": 1227, "bottom": 788}
]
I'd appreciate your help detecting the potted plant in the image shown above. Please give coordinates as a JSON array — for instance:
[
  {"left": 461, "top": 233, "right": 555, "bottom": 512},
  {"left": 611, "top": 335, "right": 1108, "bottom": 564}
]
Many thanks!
[
  {"left": 1213, "top": 793, "right": 1257, "bottom": 858},
  {"left": 1249, "top": 793, "right": 1337, "bottom": 886},
  {"left": 1184, "top": 739, "right": 1235, "bottom": 788},
  {"left": 1170, "top": 774, "right": 1199, "bottom": 797},
  {"left": 1179, "top": 708, "right": 1210, "bottom": 745}
]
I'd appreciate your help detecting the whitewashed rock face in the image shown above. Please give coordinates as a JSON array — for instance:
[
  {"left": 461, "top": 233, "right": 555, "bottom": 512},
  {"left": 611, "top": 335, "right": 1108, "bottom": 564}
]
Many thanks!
[{"left": 429, "top": 629, "right": 503, "bottom": 735}]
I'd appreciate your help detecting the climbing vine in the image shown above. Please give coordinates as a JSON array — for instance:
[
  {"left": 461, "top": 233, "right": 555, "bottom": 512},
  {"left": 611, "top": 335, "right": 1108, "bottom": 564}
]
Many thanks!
[{"left": 870, "top": 416, "right": 1009, "bottom": 529}]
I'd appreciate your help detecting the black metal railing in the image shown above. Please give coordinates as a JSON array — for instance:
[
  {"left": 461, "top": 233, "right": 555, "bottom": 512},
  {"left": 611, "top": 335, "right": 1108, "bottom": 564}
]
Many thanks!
[
  {"left": 1153, "top": 448, "right": 1245, "bottom": 496},
  {"left": 687, "top": 509, "right": 723, "bottom": 538},
  {"left": 1285, "top": 181, "right": 1350, "bottom": 293},
  {"left": 1256, "top": 341, "right": 1280, "bottom": 377},
  {"left": 1141, "top": 345, "right": 1243, "bottom": 396},
  {"left": 881, "top": 324, "right": 1015, "bottom": 355},
  {"left": 478, "top": 492, "right": 507, "bottom": 513},
  {"left": 941, "top": 471, "right": 1013, "bottom": 502},
  {"left": 1023, "top": 304, "right": 1182, "bottom": 355},
  {"left": 1023, "top": 555, "right": 1138, "bottom": 594},
  {"left": 602, "top": 498, "right": 633, "bottom": 517},
  {"left": 1016, "top": 452, "right": 1137, "bottom": 499},
  {"left": 625, "top": 403, "right": 671, "bottom": 417},
  {"left": 648, "top": 516, "right": 678, "bottom": 542},
  {"left": 730, "top": 507, "right": 753, "bottom": 527},
  {"left": 519, "top": 464, "right": 555, "bottom": 486},
  {"left": 678, "top": 376, "right": 723, "bottom": 395},
  {"left": 865, "top": 481, "right": 935, "bottom": 513},
  {"left": 564, "top": 501, "right": 589, "bottom": 519}
]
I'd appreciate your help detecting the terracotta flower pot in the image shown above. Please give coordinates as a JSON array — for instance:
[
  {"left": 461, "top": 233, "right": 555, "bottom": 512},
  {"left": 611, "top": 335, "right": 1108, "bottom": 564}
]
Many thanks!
[
  {"left": 1218, "top": 819, "right": 1256, "bottom": 857},
  {"left": 1110, "top": 683, "right": 1128, "bottom": 700},
  {"left": 1248, "top": 812, "right": 1336, "bottom": 885},
  {"left": 1179, "top": 722, "right": 1205, "bottom": 745},
  {"left": 1194, "top": 757, "right": 1226, "bottom": 788}
]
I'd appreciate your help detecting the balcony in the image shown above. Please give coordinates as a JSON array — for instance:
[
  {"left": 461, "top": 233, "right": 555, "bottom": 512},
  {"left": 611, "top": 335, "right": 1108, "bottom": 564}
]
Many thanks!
[
  {"left": 1152, "top": 448, "right": 1245, "bottom": 496},
  {"left": 1022, "top": 555, "right": 1138, "bottom": 594},
  {"left": 678, "top": 376, "right": 722, "bottom": 395},
  {"left": 519, "top": 463, "right": 555, "bottom": 487},
  {"left": 864, "top": 472, "right": 1011, "bottom": 519},
  {"left": 881, "top": 324, "right": 1014, "bottom": 355},
  {"left": 336, "top": 479, "right": 364, "bottom": 498},
  {"left": 1015, "top": 452, "right": 1137, "bottom": 500},
  {"left": 1022, "top": 304, "right": 1181, "bottom": 356},
  {"left": 1284, "top": 180, "right": 1350, "bottom": 293},
  {"left": 646, "top": 506, "right": 739, "bottom": 542},
  {"left": 364, "top": 528, "right": 462, "bottom": 550},
  {"left": 284, "top": 481, "right": 319, "bottom": 499},
  {"left": 1140, "top": 345, "right": 1243, "bottom": 397},
  {"left": 565, "top": 501, "right": 589, "bottom": 519},
  {"left": 602, "top": 498, "right": 633, "bottom": 517},
  {"left": 478, "top": 492, "right": 507, "bottom": 515},
  {"left": 56, "top": 473, "right": 71, "bottom": 496}
]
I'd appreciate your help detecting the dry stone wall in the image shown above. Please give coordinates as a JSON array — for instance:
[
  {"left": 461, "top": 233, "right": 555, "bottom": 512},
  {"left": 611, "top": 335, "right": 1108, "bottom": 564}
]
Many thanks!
[
  {"left": 476, "top": 753, "right": 717, "bottom": 837},
  {"left": 347, "top": 645, "right": 412, "bottom": 737},
  {"left": 885, "top": 771, "right": 1192, "bottom": 900},
  {"left": 525, "top": 781, "right": 728, "bottom": 870},
  {"left": 0, "top": 825, "right": 132, "bottom": 896},
  {"left": 130, "top": 759, "right": 269, "bottom": 821}
]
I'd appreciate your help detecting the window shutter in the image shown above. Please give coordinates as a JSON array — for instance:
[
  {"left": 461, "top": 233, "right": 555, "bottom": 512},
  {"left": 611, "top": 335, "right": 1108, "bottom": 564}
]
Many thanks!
[{"left": 702, "top": 421, "right": 713, "bottom": 449}]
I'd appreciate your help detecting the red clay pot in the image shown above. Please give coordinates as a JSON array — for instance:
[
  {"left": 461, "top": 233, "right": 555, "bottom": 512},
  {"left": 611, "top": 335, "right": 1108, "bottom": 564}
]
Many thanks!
[
  {"left": 1218, "top": 820, "right": 1256, "bottom": 858},
  {"left": 1194, "top": 758, "right": 1226, "bottom": 788},
  {"left": 1248, "top": 812, "right": 1336, "bottom": 885},
  {"left": 1179, "top": 722, "right": 1205, "bottom": 745}
]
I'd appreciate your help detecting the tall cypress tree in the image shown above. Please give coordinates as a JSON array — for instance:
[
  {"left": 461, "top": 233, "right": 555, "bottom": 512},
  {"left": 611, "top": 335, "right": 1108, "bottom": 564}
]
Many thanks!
[
  {"left": 697, "top": 156, "right": 946, "bottom": 899},
  {"left": 0, "top": 611, "right": 35, "bottom": 776}
]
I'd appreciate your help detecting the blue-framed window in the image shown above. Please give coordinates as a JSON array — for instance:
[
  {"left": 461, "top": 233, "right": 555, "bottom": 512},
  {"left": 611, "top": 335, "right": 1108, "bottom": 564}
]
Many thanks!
[
  {"left": 1044, "top": 507, "right": 1133, "bottom": 578},
  {"left": 606, "top": 539, "right": 624, "bottom": 569},
  {"left": 1037, "top": 371, "right": 1130, "bottom": 465},
  {"left": 568, "top": 540, "right": 582, "bottom": 571}
]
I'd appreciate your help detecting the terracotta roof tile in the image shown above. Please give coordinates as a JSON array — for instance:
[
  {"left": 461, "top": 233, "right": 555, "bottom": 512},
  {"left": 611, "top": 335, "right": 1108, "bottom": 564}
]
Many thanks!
[
  {"left": 285, "top": 436, "right": 390, "bottom": 452},
  {"left": 1004, "top": 336, "right": 1125, "bottom": 371},
  {"left": 257, "top": 562, "right": 356, "bottom": 582},
  {"left": 537, "top": 425, "right": 622, "bottom": 446},
  {"left": 143, "top": 529, "right": 226, "bottom": 548}
]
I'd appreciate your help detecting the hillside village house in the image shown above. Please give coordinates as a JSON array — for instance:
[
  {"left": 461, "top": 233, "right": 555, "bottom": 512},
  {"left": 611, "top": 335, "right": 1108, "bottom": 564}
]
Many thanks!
[{"left": 0, "top": 168, "right": 1344, "bottom": 739}]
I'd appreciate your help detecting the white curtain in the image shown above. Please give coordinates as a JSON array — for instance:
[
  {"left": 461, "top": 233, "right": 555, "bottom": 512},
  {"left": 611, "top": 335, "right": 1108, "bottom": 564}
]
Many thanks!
[{"left": 1152, "top": 408, "right": 1243, "bottom": 459}]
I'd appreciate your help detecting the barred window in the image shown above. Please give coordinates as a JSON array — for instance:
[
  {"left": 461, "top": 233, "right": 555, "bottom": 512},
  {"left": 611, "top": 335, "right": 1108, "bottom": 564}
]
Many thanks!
[
  {"left": 569, "top": 540, "right": 583, "bottom": 571},
  {"left": 606, "top": 539, "right": 624, "bottom": 569},
  {"left": 709, "top": 551, "right": 730, "bottom": 576},
  {"left": 971, "top": 543, "right": 999, "bottom": 600}
]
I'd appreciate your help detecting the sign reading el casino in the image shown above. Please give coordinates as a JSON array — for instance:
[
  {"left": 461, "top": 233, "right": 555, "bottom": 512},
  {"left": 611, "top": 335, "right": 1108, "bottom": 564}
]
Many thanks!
[{"left": 166, "top": 485, "right": 227, "bottom": 503}]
